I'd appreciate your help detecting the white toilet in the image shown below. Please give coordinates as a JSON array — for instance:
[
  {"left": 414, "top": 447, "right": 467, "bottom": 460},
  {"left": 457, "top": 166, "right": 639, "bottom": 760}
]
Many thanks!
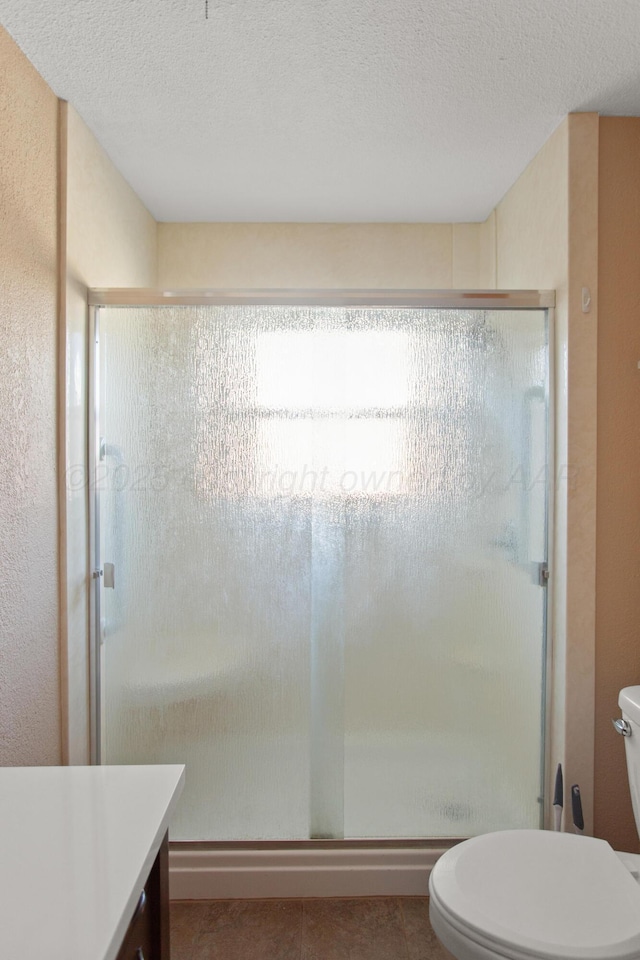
[{"left": 429, "top": 686, "right": 640, "bottom": 960}]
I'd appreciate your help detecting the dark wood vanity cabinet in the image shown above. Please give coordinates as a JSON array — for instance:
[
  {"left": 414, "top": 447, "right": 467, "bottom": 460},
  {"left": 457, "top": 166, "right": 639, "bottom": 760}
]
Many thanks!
[{"left": 116, "top": 833, "right": 170, "bottom": 960}]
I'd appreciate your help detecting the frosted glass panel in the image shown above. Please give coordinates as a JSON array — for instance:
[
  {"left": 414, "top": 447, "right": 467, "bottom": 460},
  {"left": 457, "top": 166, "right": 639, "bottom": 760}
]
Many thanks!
[
  {"left": 97, "top": 305, "right": 548, "bottom": 840},
  {"left": 99, "top": 307, "right": 313, "bottom": 840},
  {"left": 342, "top": 310, "right": 548, "bottom": 837}
]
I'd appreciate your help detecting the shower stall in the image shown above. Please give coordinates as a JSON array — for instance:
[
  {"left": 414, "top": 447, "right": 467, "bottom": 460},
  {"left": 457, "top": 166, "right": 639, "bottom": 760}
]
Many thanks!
[{"left": 89, "top": 290, "right": 552, "bottom": 843}]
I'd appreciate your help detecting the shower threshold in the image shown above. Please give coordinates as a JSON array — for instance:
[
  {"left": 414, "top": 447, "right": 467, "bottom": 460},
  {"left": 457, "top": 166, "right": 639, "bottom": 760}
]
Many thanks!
[{"left": 169, "top": 838, "right": 461, "bottom": 900}]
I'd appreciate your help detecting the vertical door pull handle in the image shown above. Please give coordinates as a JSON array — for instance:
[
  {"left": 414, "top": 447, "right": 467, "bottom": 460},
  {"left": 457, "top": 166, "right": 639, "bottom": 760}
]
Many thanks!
[{"left": 104, "top": 562, "right": 115, "bottom": 589}]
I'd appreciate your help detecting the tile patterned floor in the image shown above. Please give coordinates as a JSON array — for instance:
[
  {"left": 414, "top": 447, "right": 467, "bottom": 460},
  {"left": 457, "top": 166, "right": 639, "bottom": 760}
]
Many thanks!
[{"left": 170, "top": 898, "right": 453, "bottom": 960}]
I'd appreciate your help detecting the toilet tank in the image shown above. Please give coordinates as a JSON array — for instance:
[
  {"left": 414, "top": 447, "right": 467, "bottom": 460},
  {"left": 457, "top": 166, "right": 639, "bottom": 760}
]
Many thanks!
[{"left": 619, "top": 686, "right": 640, "bottom": 837}]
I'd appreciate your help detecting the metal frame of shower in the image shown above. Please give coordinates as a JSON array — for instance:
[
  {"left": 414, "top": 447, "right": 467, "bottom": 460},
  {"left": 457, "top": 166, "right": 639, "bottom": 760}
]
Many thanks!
[{"left": 88, "top": 287, "right": 556, "bottom": 836}]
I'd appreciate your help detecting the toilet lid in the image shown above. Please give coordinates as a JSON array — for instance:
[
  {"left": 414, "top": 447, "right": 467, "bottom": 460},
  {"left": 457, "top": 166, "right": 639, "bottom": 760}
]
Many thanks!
[{"left": 429, "top": 830, "right": 640, "bottom": 960}]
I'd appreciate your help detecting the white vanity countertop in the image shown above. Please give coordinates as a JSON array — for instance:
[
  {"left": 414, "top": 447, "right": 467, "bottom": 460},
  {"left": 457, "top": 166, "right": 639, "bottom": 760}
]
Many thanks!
[{"left": 0, "top": 764, "right": 185, "bottom": 960}]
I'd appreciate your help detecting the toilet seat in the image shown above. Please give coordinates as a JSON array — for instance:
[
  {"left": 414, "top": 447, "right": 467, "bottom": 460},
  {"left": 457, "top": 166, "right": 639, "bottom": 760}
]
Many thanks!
[{"left": 429, "top": 830, "right": 640, "bottom": 960}]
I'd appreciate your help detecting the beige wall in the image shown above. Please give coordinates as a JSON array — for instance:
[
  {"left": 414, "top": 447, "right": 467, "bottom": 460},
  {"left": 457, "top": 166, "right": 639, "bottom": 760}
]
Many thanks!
[
  {"left": 157, "top": 221, "right": 496, "bottom": 289},
  {"left": 452, "top": 217, "right": 496, "bottom": 288},
  {"left": 596, "top": 118, "right": 640, "bottom": 852},
  {"left": 61, "top": 104, "right": 157, "bottom": 763},
  {"left": 0, "top": 26, "right": 157, "bottom": 766},
  {"left": 495, "top": 115, "right": 599, "bottom": 835},
  {"left": 65, "top": 107, "right": 157, "bottom": 289},
  {"left": 0, "top": 28, "right": 61, "bottom": 764}
]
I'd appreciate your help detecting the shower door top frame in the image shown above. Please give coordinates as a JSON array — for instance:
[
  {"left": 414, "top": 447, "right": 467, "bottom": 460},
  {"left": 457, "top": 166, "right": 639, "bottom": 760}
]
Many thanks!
[
  {"left": 88, "top": 288, "right": 555, "bottom": 310},
  {"left": 87, "top": 288, "right": 556, "bottom": 837}
]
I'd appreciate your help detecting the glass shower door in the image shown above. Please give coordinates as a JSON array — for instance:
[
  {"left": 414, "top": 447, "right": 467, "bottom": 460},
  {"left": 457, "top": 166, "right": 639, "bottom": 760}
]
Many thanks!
[
  {"left": 95, "top": 302, "right": 549, "bottom": 841},
  {"left": 98, "top": 306, "right": 314, "bottom": 840},
  {"left": 341, "top": 310, "right": 548, "bottom": 837}
]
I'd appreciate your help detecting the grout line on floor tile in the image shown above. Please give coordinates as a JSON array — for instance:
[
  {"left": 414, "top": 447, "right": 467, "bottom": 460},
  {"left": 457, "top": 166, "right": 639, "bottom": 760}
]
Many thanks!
[
  {"left": 171, "top": 895, "right": 427, "bottom": 903},
  {"left": 299, "top": 899, "right": 305, "bottom": 960},
  {"left": 398, "top": 897, "right": 412, "bottom": 960}
]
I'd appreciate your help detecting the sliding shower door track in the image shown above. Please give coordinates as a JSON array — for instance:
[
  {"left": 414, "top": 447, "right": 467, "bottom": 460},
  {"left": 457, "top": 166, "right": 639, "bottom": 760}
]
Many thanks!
[{"left": 170, "top": 837, "right": 463, "bottom": 851}]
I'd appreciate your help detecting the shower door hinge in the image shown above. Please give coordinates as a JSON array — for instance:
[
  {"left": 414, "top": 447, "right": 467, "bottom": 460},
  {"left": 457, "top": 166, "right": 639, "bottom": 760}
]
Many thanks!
[{"left": 538, "top": 562, "right": 550, "bottom": 587}]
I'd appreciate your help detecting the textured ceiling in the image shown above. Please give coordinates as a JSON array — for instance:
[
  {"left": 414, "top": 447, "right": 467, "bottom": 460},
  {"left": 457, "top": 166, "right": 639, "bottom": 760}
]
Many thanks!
[{"left": 2, "top": 0, "right": 640, "bottom": 222}]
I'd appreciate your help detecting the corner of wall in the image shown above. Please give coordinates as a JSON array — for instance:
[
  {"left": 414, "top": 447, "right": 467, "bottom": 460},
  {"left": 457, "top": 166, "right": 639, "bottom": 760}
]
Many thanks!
[
  {"left": 57, "top": 98, "right": 71, "bottom": 764},
  {"left": 61, "top": 107, "right": 158, "bottom": 764},
  {"left": 490, "top": 113, "right": 599, "bottom": 835},
  {"left": 0, "top": 25, "right": 62, "bottom": 765},
  {"left": 566, "top": 110, "right": 599, "bottom": 838},
  {"left": 451, "top": 215, "right": 496, "bottom": 289}
]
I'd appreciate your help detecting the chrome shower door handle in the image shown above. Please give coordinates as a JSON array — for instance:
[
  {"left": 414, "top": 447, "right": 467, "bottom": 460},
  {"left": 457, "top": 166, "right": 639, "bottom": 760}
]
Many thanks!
[{"left": 612, "top": 718, "right": 632, "bottom": 736}]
